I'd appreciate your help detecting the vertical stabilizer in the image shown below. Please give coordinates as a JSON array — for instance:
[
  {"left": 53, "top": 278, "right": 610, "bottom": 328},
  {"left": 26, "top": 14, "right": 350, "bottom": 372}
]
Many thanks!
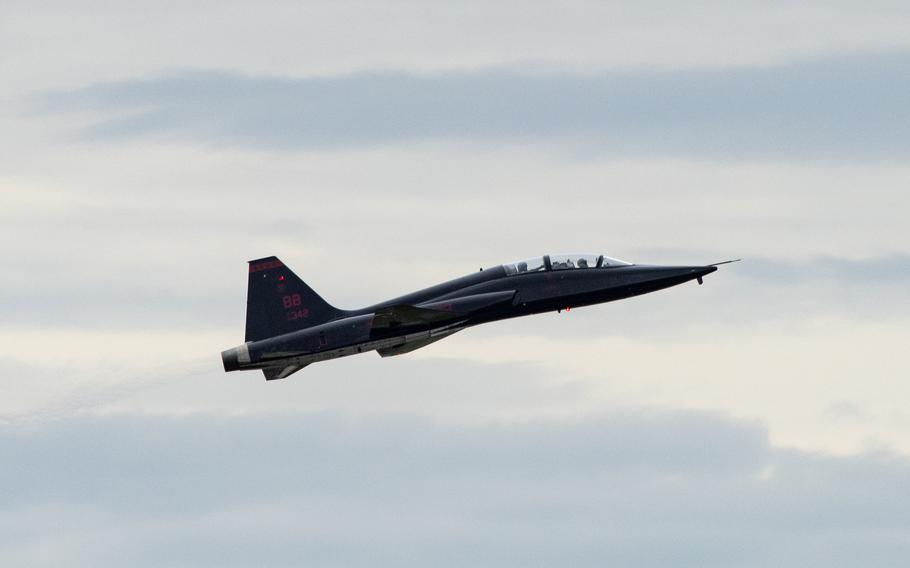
[{"left": 244, "top": 256, "right": 341, "bottom": 342}]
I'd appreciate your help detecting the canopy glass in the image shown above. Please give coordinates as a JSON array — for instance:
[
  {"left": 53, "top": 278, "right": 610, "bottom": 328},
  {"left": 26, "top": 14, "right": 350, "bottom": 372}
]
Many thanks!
[{"left": 502, "top": 253, "right": 631, "bottom": 275}]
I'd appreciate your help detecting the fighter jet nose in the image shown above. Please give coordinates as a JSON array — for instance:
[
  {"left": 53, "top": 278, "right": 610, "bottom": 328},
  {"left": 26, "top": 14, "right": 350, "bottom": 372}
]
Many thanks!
[
  {"left": 688, "top": 265, "right": 717, "bottom": 285},
  {"left": 673, "top": 266, "right": 717, "bottom": 277}
]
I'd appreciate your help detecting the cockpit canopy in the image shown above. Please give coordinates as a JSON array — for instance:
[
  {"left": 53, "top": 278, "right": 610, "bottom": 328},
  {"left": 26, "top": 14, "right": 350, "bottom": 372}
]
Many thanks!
[{"left": 502, "top": 253, "right": 631, "bottom": 275}]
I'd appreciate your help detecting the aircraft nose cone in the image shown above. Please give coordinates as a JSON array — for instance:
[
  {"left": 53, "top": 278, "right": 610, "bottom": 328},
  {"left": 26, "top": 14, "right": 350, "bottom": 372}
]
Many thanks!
[
  {"left": 661, "top": 265, "right": 716, "bottom": 278},
  {"left": 640, "top": 265, "right": 718, "bottom": 285},
  {"left": 687, "top": 265, "right": 717, "bottom": 285}
]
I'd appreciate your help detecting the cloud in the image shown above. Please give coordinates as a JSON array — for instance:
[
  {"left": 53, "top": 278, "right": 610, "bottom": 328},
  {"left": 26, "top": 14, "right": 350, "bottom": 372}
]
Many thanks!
[
  {"left": 35, "top": 52, "right": 910, "bottom": 160},
  {"left": 3, "top": 3, "right": 909, "bottom": 564},
  {"left": 7, "top": 0, "right": 910, "bottom": 98},
  {"left": 2, "top": 409, "right": 910, "bottom": 567}
]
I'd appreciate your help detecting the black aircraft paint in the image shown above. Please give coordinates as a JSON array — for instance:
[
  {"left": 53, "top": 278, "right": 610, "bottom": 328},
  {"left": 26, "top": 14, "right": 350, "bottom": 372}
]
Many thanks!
[{"left": 221, "top": 253, "right": 735, "bottom": 380}]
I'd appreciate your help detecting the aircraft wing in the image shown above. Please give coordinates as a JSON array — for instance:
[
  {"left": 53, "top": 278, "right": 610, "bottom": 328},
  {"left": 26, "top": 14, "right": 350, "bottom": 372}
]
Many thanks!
[
  {"left": 376, "top": 330, "right": 461, "bottom": 357},
  {"left": 420, "top": 290, "right": 516, "bottom": 313},
  {"left": 372, "top": 305, "right": 465, "bottom": 330},
  {"left": 371, "top": 290, "right": 516, "bottom": 330}
]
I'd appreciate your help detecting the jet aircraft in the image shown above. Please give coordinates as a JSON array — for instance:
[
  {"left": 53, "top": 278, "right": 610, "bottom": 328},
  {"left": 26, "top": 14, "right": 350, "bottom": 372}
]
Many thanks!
[{"left": 221, "top": 254, "right": 735, "bottom": 380}]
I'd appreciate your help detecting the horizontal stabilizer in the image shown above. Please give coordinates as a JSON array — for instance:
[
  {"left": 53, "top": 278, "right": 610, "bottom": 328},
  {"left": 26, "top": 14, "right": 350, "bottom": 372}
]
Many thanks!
[{"left": 262, "top": 364, "right": 308, "bottom": 381}]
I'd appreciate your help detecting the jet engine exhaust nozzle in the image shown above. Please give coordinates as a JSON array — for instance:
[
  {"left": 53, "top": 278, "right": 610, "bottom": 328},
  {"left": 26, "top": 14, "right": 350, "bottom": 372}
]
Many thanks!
[
  {"left": 221, "top": 343, "right": 251, "bottom": 372},
  {"left": 221, "top": 348, "right": 239, "bottom": 372}
]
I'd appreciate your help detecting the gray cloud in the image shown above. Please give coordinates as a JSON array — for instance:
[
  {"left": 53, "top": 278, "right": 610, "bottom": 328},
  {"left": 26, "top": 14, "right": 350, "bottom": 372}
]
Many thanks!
[
  {"left": 4, "top": 4, "right": 910, "bottom": 565},
  {"left": 1, "top": 354, "right": 593, "bottom": 426},
  {"left": 2, "top": 410, "right": 910, "bottom": 567},
  {"left": 36, "top": 52, "right": 910, "bottom": 160}
]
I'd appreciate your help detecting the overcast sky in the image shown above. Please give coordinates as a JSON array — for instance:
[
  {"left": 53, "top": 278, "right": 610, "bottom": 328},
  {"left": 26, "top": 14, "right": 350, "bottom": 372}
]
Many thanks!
[{"left": 2, "top": 1, "right": 910, "bottom": 565}]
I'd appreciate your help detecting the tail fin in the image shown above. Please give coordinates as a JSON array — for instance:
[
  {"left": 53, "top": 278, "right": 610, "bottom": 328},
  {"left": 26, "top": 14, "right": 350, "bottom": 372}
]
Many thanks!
[{"left": 244, "top": 256, "right": 342, "bottom": 342}]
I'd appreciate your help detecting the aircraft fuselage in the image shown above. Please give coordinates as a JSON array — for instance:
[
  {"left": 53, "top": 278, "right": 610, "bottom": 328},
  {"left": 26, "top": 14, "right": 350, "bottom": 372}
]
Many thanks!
[{"left": 222, "top": 255, "right": 724, "bottom": 380}]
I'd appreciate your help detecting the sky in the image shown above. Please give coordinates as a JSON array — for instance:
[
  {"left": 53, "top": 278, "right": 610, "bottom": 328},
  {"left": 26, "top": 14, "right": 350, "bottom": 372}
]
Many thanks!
[{"left": 2, "top": 0, "right": 910, "bottom": 565}]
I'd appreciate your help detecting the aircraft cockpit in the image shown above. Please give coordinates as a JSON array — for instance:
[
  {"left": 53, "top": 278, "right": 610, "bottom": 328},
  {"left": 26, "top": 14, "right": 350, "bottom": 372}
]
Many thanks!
[{"left": 502, "top": 253, "right": 631, "bottom": 275}]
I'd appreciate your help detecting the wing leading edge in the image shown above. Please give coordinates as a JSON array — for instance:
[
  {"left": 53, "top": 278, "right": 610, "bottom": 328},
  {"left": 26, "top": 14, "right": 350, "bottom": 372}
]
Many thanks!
[{"left": 376, "top": 329, "right": 461, "bottom": 357}]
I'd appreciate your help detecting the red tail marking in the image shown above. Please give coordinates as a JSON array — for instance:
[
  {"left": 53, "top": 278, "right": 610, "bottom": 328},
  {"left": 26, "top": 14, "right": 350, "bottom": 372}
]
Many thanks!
[{"left": 249, "top": 260, "right": 284, "bottom": 273}]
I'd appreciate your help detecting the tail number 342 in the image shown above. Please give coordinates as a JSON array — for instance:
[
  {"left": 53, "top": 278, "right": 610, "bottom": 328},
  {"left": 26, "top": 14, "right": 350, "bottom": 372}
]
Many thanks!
[{"left": 283, "top": 294, "right": 310, "bottom": 319}]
